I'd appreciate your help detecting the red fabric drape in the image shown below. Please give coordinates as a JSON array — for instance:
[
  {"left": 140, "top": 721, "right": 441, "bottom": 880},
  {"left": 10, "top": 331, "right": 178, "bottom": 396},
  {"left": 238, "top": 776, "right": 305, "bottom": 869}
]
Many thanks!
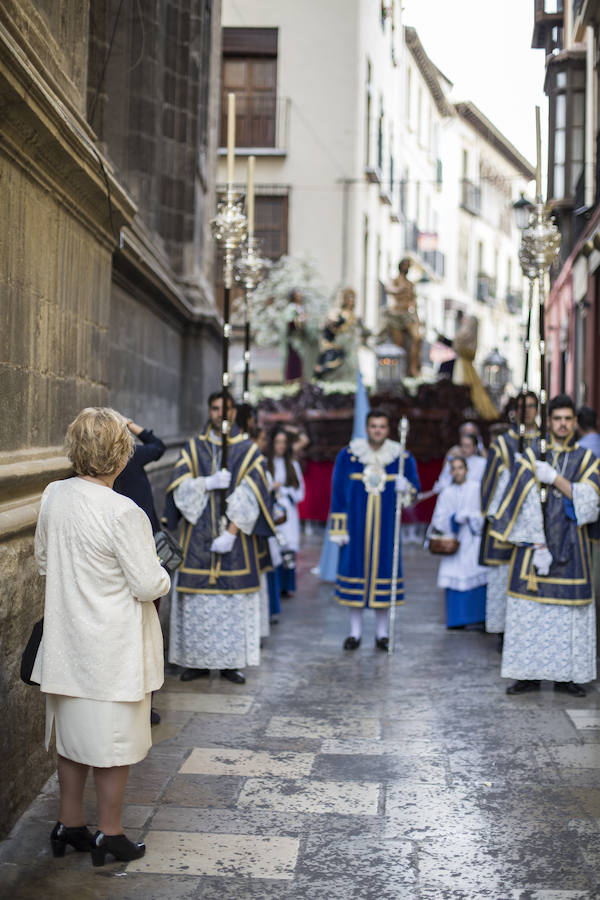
[
  {"left": 300, "top": 457, "right": 444, "bottom": 525},
  {"left": 298, "top": 460, "right": 335, "bottom": 522}
]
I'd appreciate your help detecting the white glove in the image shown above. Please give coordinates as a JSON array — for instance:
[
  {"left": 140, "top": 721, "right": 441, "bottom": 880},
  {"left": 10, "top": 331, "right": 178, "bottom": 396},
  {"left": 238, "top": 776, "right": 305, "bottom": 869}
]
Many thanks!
[
  {"left": 210, "top": 530, "right": 236, "bottom": 554},
  {"left": 454, "top": 512, "right": 468, "bottom": 525},
  {"left": 532, "top": 546, "right": 553, "bottom": 575},
  {"left": 395, "top": 474, "right": 412, "bottom": 494},
  {"left": 205, "top": 469, "right": 232, "bottom": 491},
  {"left": 330, "top": 533, "right": 350, "bottom": 546},
  {"left": 535, "top": 460, "right": 557, "bottom": 485}
]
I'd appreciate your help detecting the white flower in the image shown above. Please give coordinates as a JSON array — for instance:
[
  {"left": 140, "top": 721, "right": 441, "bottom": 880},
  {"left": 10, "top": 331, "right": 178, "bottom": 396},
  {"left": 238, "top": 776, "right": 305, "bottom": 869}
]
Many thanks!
[{"left": 235, "top": 254, "right": 330, "bottom": 350}]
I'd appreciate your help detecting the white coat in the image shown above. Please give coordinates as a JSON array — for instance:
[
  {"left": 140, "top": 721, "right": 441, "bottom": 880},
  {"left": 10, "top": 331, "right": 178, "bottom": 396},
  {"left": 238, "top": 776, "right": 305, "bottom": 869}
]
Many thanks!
[{"left": 33, "top": 477, "right": 170, "bottom": 702}]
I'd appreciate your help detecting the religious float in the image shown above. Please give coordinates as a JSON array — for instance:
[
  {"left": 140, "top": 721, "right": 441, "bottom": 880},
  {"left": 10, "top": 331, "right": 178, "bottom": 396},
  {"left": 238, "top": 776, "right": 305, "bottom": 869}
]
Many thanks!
[{"left": 243, "top": 255, "right": 504, "bottom": 526}]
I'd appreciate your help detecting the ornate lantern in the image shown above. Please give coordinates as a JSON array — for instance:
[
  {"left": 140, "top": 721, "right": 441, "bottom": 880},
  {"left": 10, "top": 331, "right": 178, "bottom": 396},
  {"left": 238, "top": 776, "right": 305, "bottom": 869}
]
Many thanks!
[
  {"left": 375, "top": 340, "right": 407, "bottom": 392},
  {"left": 482, "top": 347, "right": 510, "bottom": 408}
]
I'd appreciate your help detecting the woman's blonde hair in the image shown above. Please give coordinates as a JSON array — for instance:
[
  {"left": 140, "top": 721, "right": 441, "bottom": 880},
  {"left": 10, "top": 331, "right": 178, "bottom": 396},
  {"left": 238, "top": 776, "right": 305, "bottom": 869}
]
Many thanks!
[{"left": 65, "top": 407, "right": 134, "bottom": 477}]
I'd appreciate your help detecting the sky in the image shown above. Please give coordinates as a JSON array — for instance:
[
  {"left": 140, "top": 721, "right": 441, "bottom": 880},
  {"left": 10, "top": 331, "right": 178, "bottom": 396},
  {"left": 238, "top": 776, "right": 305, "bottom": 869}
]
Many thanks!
[{"left": 401, "top": 0, "right": 548, "bottom": 180}]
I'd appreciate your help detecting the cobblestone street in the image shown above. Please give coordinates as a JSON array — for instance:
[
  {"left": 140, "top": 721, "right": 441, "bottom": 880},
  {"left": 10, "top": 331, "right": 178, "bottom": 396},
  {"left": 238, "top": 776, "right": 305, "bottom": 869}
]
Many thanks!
[{"left": 2, "top": 535, "right": 600, "bottom": 899}]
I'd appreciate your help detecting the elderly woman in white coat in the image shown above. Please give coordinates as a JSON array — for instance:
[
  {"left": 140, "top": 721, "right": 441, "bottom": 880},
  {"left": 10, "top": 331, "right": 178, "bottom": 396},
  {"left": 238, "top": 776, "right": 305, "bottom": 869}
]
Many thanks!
[{"left": 33, "top": 408, "right": 170, "bottom": 866}]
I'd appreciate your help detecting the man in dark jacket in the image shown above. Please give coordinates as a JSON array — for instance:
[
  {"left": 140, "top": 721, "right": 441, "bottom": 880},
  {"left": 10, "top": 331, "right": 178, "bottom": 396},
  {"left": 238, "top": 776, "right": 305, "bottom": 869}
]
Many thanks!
[
  {"left": 114, "top": 417, "right": 166, "bottom": 723},
  {"left": 114, "top": 419, "right": 166, "bottom": 532}
]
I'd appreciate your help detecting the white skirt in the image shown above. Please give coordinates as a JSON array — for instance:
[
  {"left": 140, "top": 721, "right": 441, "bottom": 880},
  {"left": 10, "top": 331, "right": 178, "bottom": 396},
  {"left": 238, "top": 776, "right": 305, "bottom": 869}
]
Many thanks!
[{"left": 45, "top": 693, "right": 152, "bottom": 768}]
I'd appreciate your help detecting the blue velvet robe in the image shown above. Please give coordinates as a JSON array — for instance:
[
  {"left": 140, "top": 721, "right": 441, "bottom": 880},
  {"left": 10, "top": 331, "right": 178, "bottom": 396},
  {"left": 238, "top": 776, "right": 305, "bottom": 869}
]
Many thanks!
[
  {"left": 329, "top": 440, "right": 420, "bottom": 608},
  {"left": 164, "top": 427, "right": 274, "bottom": 595},
  {"left": 479, "top": 428, "right": 540, "bottom": 566},
  {"left": 489, "top": 439, "right": 600, "bottom": 605}
]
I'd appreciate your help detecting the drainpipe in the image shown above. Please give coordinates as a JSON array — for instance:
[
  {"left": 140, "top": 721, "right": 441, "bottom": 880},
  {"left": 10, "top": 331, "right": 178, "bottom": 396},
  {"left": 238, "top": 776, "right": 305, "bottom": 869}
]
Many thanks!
[{"left": 585, "top": 26, "right": 595, "bottom": 210}]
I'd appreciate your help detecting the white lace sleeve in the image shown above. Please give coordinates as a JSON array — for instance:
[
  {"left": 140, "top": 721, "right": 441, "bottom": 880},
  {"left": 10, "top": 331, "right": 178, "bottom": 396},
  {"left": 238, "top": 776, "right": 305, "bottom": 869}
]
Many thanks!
[
  {"left": 505, "top": 485, "right": 545, "bottom": 545},
  {"left": 227, "top": 480, "right": 260, "bottom": 534},
  {"left": 487, "top": 468, "right": 510, "bottom": 518},
  {"left": 174, "top": 477, "right": 209, "bottom": 525},
  {"left": 572, "top": 482, "right": 600, "bottom": 526}
]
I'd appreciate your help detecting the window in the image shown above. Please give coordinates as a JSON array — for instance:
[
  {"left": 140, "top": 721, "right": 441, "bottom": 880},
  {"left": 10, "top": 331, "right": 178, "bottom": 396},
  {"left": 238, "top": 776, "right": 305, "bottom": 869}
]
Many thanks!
[
  {"left": 254, "top": 194, "right": 288, "bottom": 259},
  {"left": 417, "top": 87, "right": 423, "bottom": 144},
  {"left": 547, "top": 63, "right": 585, "bottom": 202},
  {"left": 365, "top": 59, "right": 372, "bottom": 166},
  {"left": 221, "top": 28, "right": 277, "bottom": 148},
  {"left": 458, "top": 226, "right": 469, "bottom": 293},
  {"left": 406, "top": 67, "right": 412, "bottom": 127},
  {"left": 214, "top": 191, "right": 288, "bottom": 312},
  {"left": 377, "top": 101, "right": 384, "bottom": 172},
  {"left": 400, "top": 167, "right": 408, "bottom": 215}
]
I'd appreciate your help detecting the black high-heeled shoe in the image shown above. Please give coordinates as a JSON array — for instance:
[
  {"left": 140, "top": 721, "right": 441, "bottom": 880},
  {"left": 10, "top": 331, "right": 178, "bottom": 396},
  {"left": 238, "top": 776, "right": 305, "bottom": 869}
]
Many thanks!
[
  {"left": 50, "top": 821, "right": 95, "bottom": 857},
  {"left": 91, "top": 830, "right": 146, "bottom": 867}
]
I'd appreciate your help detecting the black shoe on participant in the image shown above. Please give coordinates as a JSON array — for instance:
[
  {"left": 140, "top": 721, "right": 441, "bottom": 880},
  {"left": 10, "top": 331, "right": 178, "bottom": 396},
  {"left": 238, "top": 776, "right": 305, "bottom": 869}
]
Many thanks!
[
  {"left": 375, "top": 636, "right": 389, "bottom": 652},
  {"left": 554, "top": 681, "right": 586, "bottom": 697},
  {"left": 506, "top": 679, "right": 541, "bottom": 695},
  {"left": 180, "top": 668, "right": 210, "bottom": 681},
  {"left": 220, "top": 669, "right": 246, "bottom": 684},
  {"left": 343, "top": 636, "right": 361, "bottom": 650}
]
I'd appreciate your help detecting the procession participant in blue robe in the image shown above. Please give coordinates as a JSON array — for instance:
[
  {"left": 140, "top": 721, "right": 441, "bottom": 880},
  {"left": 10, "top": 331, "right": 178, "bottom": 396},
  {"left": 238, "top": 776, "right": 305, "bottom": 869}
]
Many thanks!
[
  {"left": 489, "top": 394, "right": 600, "bottom": 697},
  {"left": 430, "top": 456, "right": 488, "bottom": 628},
  {"left": 164, "top": 393, "right": 274, "bottom": 685},
  {"left": 328, "top": 408, "right": 420, "bottom": 652},
  {"left": 480, "top": 393, "right": 540, "bottom": 642}
]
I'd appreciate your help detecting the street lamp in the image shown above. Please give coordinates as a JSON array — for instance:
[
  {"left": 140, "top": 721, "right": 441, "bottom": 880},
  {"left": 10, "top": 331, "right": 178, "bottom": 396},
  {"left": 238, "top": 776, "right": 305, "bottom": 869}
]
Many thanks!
[
  {"left": 482, "top": 347, "right": 510, "bottom": 409},
  {"left": 512, "top": 192, "right": 535, "bottom": 232}
]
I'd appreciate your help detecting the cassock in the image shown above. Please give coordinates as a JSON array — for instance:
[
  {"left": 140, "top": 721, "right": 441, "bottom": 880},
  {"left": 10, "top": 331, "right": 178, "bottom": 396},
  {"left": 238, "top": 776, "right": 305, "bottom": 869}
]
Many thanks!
[
  {"left": 329, "top": 437, "right": 420, "bottom": 608},
  {"left": 165, "top": 426, "right": 274, "bottom": 670},
  {"left": 431, "top": 480, "right": 487, "bottom": 627},
  {"left": 480, "top": 428, "right": 540, "bottom": 634},
  {"left": 489, "top": 438, "right": 600, "bottom": 683}
]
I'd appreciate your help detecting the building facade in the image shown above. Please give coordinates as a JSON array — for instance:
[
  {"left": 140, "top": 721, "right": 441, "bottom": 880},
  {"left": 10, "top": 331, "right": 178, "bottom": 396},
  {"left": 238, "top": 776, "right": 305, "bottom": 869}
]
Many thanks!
[
  {"left": 219, "top": 1, "right": 532, "bottom": 392},
  {"left": 0, "top": 0, "right": 222, "bottom": 836},
  {"left": 534, "top": 0, "right": 600, "bottom": 406},
  {"left": 400, "top": 35, "right": 534, "bottom": 390},
  {"left": 218, "top": 0, "right": 406, "bottom": 383}
]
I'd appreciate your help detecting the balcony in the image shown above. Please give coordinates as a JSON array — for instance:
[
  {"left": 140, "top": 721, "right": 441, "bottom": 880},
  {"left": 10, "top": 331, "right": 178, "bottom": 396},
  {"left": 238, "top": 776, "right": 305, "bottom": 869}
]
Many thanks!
[
  {"left": 218, "top": 95, "right": 289, "bottom": 156},
  {"left": 423, "top": 249, "right": 445, "bottom": 277},
  {"left": 365, "top": 165, "right": 382, "bottom": 185},
  {"left": 533, "top": 0, "right": 564, "bottom": 48},
  {"left": 505, "top": 290, "right": 523, "bottom": 314},
  {"left": 460, "top": 179, "right": 481, "bottom": 216},
  {"left": 476, "top": 274, "right": 497, "bottom": 302}
]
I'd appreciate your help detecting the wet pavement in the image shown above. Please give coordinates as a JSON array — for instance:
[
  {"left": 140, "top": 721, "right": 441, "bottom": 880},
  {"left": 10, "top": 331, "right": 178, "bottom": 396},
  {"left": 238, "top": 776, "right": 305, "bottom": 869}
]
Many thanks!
[{"left": 2, "top": 534, "right": 600, "bottom": 899}]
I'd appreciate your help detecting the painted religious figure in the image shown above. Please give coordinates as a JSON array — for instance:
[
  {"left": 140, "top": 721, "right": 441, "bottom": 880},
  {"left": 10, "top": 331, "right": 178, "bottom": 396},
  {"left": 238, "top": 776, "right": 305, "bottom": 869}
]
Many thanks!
[
  {"left": 382, "top": 258, "right": 423, "bottom": 378},
  {"left": 314, "top": 287, "right": 368, "bottom": 382}
]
